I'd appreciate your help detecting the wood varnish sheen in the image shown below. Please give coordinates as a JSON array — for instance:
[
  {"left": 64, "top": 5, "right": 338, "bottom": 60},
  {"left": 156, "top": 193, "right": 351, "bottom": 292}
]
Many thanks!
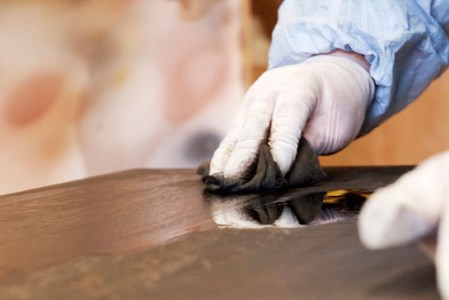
[
  {"left": 0, "top": 167, "right": 439, "bottom": 299},
  {"left": 0, "top": 169, "right": 215, "bottom": 277}
]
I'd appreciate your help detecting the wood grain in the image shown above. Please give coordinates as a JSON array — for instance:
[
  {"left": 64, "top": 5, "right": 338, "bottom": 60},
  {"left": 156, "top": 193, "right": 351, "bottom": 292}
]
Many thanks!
[
  {"left": 0, "top": 167, "right": 438, "bottom": 299},
  {"left": 0, "top": 169, "right": 215, "bottom": 277},
  {"left": 0, "top": 220, "right": 437, "bottom": 300}
]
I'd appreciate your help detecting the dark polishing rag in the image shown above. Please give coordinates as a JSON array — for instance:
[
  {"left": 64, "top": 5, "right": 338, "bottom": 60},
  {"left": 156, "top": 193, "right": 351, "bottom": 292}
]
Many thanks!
[{"left": 197, "top": 138, "right": 327, "bottom": 194}]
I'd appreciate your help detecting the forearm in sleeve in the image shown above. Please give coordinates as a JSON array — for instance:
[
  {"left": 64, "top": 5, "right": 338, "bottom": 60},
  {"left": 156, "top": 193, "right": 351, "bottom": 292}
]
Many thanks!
[{"left": 269, "top": 0, "right": 449, "bottom": 134}]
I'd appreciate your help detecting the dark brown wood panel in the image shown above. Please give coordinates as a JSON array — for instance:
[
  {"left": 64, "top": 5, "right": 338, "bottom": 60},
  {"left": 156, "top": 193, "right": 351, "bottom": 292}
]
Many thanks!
[
  {"left": 0, "top": 167, "right": 439, "bottom": 299},
  {"left": 0, "top": 220, "right": 437, "bottom": 300},
  {"left": 0, "top": 169, "right": 215, "bottom": 277}
]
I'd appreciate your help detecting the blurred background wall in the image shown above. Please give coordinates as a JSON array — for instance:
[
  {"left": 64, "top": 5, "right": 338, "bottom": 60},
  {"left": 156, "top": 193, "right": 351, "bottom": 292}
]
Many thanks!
[{"left": 0, "top": 0, "right": 244, "bottom": 194}]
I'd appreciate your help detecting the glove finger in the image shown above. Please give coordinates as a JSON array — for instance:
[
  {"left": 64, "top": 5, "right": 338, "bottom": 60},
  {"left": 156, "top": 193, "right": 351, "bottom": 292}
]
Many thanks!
[
  {"left": 223, "top": 95, "right": 275, "bottom": 178},
  {"left": 269, "top": 89, "right": 316, "bottom": 176},
  {"left": 209, "top": 90, "right": 257, "bottom": 175},
  {"left": 435, "top": 193, "right": 449, "bottom": 299},
  {"left": 359, "top": 152, "right": 449, "bottom": 249},
  {"left": 209, "top": 116, "right": 243, "bottom": 175}
]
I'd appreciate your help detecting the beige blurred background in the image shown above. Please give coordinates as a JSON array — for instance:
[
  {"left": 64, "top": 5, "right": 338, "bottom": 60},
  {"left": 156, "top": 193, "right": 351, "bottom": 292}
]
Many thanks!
[
  {"left": 0, "top": 0, "right": 244, "bottom": 194},
  {"left": 247, "top": 0, "right": 449, "bottom": 166},
  {"left": 1, "top": 0, "right": 448, "bottom": 195}
]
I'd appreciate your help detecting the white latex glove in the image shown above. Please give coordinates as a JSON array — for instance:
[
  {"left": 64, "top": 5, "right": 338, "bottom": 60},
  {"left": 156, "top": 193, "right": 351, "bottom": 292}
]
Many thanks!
[
  {"left": 359, "top": 151, "right": 449, "bottom": 299},
  {"left": 209, "top": 54, "right": 375, "bottom": 178}
]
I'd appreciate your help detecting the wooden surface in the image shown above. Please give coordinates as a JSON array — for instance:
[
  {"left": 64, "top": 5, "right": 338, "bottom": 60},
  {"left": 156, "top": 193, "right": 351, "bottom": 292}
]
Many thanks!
[
  {"left": 0, "top": 169, "right": 215, "bottom": 278},
  {"left": 0, "top": 168, "right": 439, "bottom": 299}
]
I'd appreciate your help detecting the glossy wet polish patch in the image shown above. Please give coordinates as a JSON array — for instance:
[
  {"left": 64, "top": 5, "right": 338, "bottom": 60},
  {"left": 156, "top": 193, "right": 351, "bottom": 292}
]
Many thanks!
[{"left": 206, "top": 189, "right": 372, "bottom": 228}]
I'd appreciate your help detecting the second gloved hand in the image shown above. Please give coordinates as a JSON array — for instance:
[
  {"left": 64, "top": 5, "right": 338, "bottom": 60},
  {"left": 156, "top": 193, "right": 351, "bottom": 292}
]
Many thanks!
[
  {"left": 359, "top": 151, "right": 449, "bottom": 299},
  {"left": 209, "top": 54, "right": 375, "bottom": 178}
]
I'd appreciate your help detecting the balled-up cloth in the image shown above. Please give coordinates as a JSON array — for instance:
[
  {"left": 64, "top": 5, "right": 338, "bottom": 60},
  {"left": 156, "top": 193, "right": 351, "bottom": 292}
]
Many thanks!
[{"left": 197, "top": 138, "right": 326, "bottom": 194}]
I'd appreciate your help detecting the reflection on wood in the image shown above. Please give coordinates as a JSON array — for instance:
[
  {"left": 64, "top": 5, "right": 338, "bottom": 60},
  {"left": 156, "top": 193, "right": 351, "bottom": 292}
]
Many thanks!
[
  {"left": 0, "top": 169, "right": 215, "bottom": 277},
  {"left": 0, "top": 167, "right": 439, "bottom": 299}
]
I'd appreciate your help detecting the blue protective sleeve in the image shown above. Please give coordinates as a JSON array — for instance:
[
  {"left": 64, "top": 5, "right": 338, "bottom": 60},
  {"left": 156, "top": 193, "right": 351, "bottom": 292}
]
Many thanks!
[{"left": 269, "top": 0, "right": 449, "bottom": 134}]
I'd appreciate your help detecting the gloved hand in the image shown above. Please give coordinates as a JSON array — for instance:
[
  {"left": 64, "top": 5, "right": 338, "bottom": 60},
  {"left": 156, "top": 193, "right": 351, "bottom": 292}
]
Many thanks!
[
  {"left": 359, "top": 151, "right": 449, "bottom": 299},
  {"left": 209, "top": 54, "right": 375, "bottom": 178}
]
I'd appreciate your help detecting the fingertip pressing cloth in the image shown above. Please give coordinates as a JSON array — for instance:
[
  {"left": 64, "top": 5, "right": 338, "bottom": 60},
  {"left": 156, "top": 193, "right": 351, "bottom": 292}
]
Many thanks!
[{"left": 197, "top": 138, "right": 327, "bottom": 194}]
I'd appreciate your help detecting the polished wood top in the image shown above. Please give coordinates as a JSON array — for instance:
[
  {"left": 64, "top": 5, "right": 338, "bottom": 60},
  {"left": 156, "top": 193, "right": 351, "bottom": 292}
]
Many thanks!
[
  {"left": 0, "top": 167, "right": 438, "bottom": 299},
  {"left": 0, "top": 169, "right": 215, "bottom": 278}
]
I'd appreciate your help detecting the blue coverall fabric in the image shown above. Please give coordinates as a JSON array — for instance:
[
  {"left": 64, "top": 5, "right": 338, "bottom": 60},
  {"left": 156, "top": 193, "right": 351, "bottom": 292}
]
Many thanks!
[{"left": 269, "top": 0, "right": 449, "bottom": 134}]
